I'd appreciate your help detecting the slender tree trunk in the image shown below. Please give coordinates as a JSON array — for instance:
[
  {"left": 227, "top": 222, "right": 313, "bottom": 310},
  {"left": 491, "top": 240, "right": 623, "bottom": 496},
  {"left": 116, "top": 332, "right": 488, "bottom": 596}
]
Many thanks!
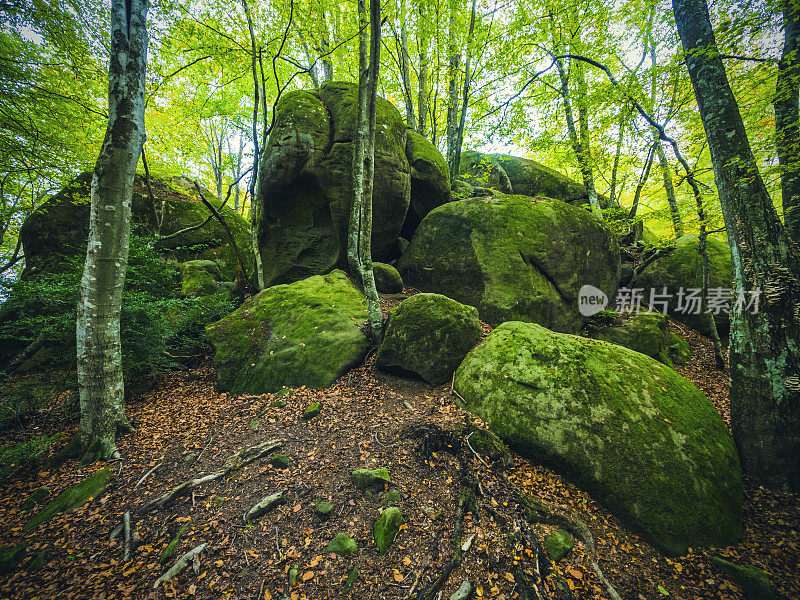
[
  {"left": 318, "top": 0, "right": 334, "bottom": 81},
  {"left": 556, "top": 56, "right": 601, "bottom": 218},
  {"left": 655, "top": 136, "right": 684, "bottom": 239},
  {"left": 453, "top": 0, "right": 476, "bottom": 181},
  {"left": 674, "top": 0, "right": 800, "bottom": 489},
  {"left": 775, "top": 0, "right": 800, "bottom": 246},
  {"left": 627, "top": 143, "right": 655, "bottom": 220},
  {"left": 397, "top": 0, "right": 416, "bottom": 129},
  {"left": 445, "top": 0, "right": 461, "bottom": 186},
  {"left": 349, "top": 0, "right": 382, "bottom": 341},
  {"left": 241, "top": 0, "right": 264, "bottom": 290},
  {"left": 572, "top": 43, "right": 601, "bottom": 217},
  {"left": 417, "top": 0, "right": 429, "bottom": 136},
  {"left": 76, "top": 0, "right": 148, "bottom": 462},
  {"left": 609, "top": 104, "right": 628, "bottom": 208}
]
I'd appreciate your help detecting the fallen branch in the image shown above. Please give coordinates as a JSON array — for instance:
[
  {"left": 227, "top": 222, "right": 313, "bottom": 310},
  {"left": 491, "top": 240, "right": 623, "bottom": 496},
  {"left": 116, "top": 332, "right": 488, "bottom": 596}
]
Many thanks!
[
  {"left": 134, "top": 462, "right": 162, "bottom": 490},
  {"left": 138, "top": 440, "right": 282, "bottom": 513},
  {"left": 123, "top": 511, "right": 131, "bottom": 561},
  {"left": 153, "top": 542, "right": 207, "bottom": 589}
]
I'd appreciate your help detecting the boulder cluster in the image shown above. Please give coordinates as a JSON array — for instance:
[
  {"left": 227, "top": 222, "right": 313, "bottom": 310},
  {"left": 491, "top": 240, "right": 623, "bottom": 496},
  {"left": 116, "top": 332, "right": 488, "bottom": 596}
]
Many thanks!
[{"left": 11, "top": 82, "right": 743, "bottom": 556}]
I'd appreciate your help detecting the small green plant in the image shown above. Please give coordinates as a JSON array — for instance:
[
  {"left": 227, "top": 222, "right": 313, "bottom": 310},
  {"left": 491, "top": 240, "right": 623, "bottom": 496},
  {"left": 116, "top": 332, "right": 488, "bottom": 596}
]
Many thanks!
[{"left": 0, "top": 434, "right": 53, "bottom": 481}]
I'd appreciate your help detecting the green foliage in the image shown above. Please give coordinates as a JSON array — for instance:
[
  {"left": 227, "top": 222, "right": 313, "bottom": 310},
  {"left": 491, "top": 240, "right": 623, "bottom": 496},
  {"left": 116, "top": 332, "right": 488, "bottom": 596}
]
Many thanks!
[
  {"left": 0, "top": 435, "right": 53, "bottom": 482},
  {"left": 0, "top": 233, "right": 235, "bottom": 379}
]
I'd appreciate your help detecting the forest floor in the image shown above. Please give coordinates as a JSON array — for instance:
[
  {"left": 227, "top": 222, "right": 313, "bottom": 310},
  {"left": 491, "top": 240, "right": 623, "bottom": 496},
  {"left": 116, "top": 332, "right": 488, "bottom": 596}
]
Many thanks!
[{"left": 0, "top": 301, "right": 798, "bottom": 600}]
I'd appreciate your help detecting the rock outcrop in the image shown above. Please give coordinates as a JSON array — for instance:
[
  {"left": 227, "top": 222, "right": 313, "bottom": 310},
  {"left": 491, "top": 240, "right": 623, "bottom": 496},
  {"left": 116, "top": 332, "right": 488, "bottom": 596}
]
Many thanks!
[
  {"left": 398, "top": 194, "right": 620, "bottom": 332},
  {"left": 454, "top": 321, "right": 743, "bottom": 555},
  {"left": 255, "top": 82, "right": 449, "bottom": 287},
  {"left": 375, "top": 293, "right": 481, "bottom": 384},
  {"left": 206, "top": 270, "right": 369, "bottom": 394}
]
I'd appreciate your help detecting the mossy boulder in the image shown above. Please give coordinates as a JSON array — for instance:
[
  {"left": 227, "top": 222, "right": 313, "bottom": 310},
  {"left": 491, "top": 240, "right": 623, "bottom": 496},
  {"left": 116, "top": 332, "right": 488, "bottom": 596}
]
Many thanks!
[
  {"left": 206, "top": 270, "right": 369, "bottom": 394},
  {"left": 589, "top": 311, "right": 681, "bottom": 367},
  {"left": 402, "top": 130, "right": 451, "bottom": 239},
  {"left": 374, "top": 506, "right": 404, "bottom": 553},
  {"left": 711, "top": 557, "right": 778, "bottom": 600},
  {"left": 21, "top": 487, "right": 50, "bottom": 511},
  {"left": 179, "top": 260, "right": 224, "bottom": 298},
  {"left": 489, "top": 154, "right": 588, "bottom": 204},
  {"left": 398, "top": 194, "right": 620, "bottom": 332},
  {"left": 352, "top": 467, "right": 391, "bottom": 488},
  {"left": 373, "top": 262, "right": 404, "bottom": 293},
  {"left": 636, "top": 234, "right": 734, "bottom": 336},
  {"left": 544, "top": 529, "right": 573, "bottom": 562},
  {"left": 458, "top": 151, "right": 513, "bottom": 193},
  {"left": 25, "top": 466, "right": 114, "bottom": 530},
  {"left": 20, "top": 172, "right": 253, "bottom": 281},
  {"left": 453, "top": 322, "right": 743, "bottom": 555},
  {"left": 314, "top": 501, "right": 334, "bottom": 518},
  {"left": 255, "top": 82, "right": 417, "bottom": 286},
  {"left": 324, "top": 532, "right": 357, "bottom": 556},
  {"left": 375, "top": 293, "right": 481, "bottom": 384},
  {"left": 0, "top": 544, "right": 26, "bottom": 575}
]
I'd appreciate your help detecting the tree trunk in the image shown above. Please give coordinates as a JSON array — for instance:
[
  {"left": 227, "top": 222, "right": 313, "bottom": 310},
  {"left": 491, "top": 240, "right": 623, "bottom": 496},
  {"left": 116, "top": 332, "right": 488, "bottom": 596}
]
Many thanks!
[
  {"left": 349, "top": 0, "right": 382, "bottom": 342},
  {"left": 398, "top": 0, "right": 416, "bottom": 129},
  {"left": 775, "top": 0, "right": 800, "bottom": 246},
  {"left": 556, "top": 56, "right": 601, "bottom": 218},
  {"left": 655, "top": 136, "right": 684, "bottom": 239},
  {"left": 241, "top": 0, "right": 265, "bottom": 290},
  {"left": 453, "top": 0, "right": 476, "bottom": 182},
  {"left": 674, "top": 0, "right": 800, "bottom": 489},
  {"left": 573, "top": 47, "right": 601, "bottom": 217},
  {"left": 76, "top": 0, "right": 148, "bottom": 462},
  {"left": 445, "top": 0, "right": 461, "bottom": 186},
  {"left": 417, "top": 0, "right": 429, "bottom": 136},
  {"left": 627, "top": 143, "right": 655, "bottom": 220},
  {"left": 318, "top": 0, "right": 334, "bottom": 81}
]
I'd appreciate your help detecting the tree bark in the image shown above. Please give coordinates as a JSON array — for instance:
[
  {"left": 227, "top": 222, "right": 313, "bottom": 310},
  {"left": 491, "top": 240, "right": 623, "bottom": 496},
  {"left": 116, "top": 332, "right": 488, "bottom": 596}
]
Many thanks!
[
  {"left": 655, "top": 136, "right": 684, "bottom": 239},
  {"left": 453, "top": 0, "right": 476, "bottom": 182},
  {"left": 445, "top": 0, "right": 461, "bottom": 186},
  {"left": 775, "top": 0, "right": 800, "bottom": 246},
  {"left": 674, "top": 0, "right": 800, "bottom": 489},
  {"left": 76, "top": 0, "right": 148, "bottom": 461},
  {"left": 417, "top": 0, "right": 429, "bottom": 136},
  {"left": 349, "top": 0, "right": 382, "bottom": 342},
  {"left": 397, "top": 0, "right": 416, "bottom": 129}
]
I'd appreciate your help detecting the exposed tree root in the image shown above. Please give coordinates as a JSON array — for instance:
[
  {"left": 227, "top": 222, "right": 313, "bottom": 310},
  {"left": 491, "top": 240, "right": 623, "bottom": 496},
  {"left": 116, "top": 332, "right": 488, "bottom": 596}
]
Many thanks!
[
  {"left": 404, "top": 421, "right": 621, "bottom": 600},
  {"left": 138, "top": 440, "right": 282, "bottom": 513}
]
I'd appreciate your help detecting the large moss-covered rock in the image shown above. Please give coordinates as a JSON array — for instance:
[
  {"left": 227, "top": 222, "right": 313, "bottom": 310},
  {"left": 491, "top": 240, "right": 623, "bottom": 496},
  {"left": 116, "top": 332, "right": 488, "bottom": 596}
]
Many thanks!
[
  {"left": 373, "top": 262, "right": 404, "bottom": 293},
  {"left": 179, "top": 260, "right": 223, "bottom": 298},
  {"left": 398, "top": 194, "right": 620, "bottom": 332},
  {"left": 453, "top": 322, "right": 743, "bottom": 555},
  {"left": 489, "top": 154, "right": 588, "bottom": 204},
  {"left": 374, "top": 506, "right": 404, "bottom": 553},
  {"left": 375, "top": 293, "right": 481, "bottom": 384},
  {"left": 256, "top": 82, "right": 428, "bottom": 286},
  {"left": 206, "top": 270, "right": 369, "bottom": 393},
  {"left": 402, "top": 130, "right": 451, "bottom": 239},
  {"left": 636, "top": 234, "right": 734, "bottom": 336},
  {"left": 589, "top": 311, "right": 684, "bottom": 367},
  {"left": 458, "top": 151, "right": 513, "bottom": 193},
  {"left": 20, "top": 172, "right": 253, "bottom": 281}
]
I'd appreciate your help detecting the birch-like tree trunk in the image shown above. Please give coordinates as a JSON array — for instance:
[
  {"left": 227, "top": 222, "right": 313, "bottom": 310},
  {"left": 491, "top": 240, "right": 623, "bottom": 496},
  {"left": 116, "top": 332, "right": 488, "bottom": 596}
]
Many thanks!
[
  {"left": 775, "top": 0, "right": 800, "bottom": 246},
  {"left": 397, "top": 0, "right": 416, "bottom": 129},
  {"left": 417, "top": 0, "right": 429, "bottom": 136},
  {"left": 348, "top": 0, "right": 382, "bottom": 342},
  {"left": 453, "top": 0, "right": 476, "bottom": 181},
  {"left": 556, "top": 55, "right": 601, "bottom": 218},
  {"left": 654, "top": 136, "right": 684, "bottom": 239},
  {"left": 445, "top": 0, "right": 461, "bottom": 186},
  {"left": 674, "top": 0, "right": 800, "bottom": 489},
  {"left": 76, "top": 0, "right": 148, "bottom": 461}
]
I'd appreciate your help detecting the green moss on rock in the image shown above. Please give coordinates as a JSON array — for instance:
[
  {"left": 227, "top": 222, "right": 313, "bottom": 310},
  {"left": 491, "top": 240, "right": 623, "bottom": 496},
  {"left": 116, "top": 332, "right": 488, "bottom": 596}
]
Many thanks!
[
  {"left": 206, "top": 270, "right": 369, "bottom": 394},
  {"left": 0, "top": 543, "right": 26, "bottom": 575},
  {"left": 303, "top": 403, "right": 321, "bottom": 420},
  {"left": 453, "top": 322, "right": 742, "bottom": 555},
  {"left": 374, "top": 506, "right": 404, "bottom": 553},
  {"left": 544, "top": 529, "right": 573, "bottom": 562},
  {"left": 351, "top": 467, "right": 391, "bottom": 488},
  {"left": 490, "top": 154, "right": 587, "bottom": 204},
  {"left": 375, "top": 293, "right": 481, "bottom": 384},
  {"left": 373, "top": 262, "right": 404, "bottom": 294},
  {"left": 179, "top": 260, "right": 223, "bottom": 298},
  {"left": 25, "top": 467, "right": 114, "bottom": 530},
  {"left": 590, "top": 311, "right": 677, "bottom": 367},
  {"left": 398, "top": 194, "right": 620, "bottom": 332},
  {"left": 403, "top": 130, "right": 450, "bottom": 239},
  {"left": 459, "top": 151, "right": 512, "bottom": 192},
  {"left": 636, "top": 234, "right": 733, "bottom": 336},
  {"left": 324, "top": 532, "right": 357, "bottom": 556}
]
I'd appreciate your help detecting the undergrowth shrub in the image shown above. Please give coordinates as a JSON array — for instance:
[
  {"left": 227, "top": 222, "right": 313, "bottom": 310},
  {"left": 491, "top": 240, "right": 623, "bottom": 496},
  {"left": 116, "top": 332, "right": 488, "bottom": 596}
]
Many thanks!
[
  {"left": 0, "top": 434, "right": 53, "bottom": 481},
  {"left": 0, "top": 230, "right": 236, "bottom": 385}
]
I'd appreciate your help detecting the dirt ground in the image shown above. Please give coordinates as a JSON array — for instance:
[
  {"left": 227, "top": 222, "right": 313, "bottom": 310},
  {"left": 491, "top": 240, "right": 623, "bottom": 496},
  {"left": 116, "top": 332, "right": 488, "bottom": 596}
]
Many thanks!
[{"left": 0, "top": 308, "right": 798, "bottom": 600}]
